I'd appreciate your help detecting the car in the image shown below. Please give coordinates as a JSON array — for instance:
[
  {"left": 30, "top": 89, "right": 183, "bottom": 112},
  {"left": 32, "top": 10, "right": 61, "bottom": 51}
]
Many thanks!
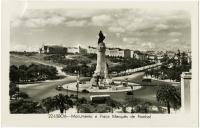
[
  {"left": 82, "top": 89, "right": 90, "bottom": 93},
  {"left": 56, "top": 85, "right": 63, "bottom": 91},
  {"left": 126, "top": 91, "right": 134, "bottom": 95},
  {"left": 142, "top": 79, "right": 152, "bottom": 82},
  {"left": 90, "top": 95, "right": 110, "bottom": 104},
  {"left": 70, "top": 94, "right": 78, "bottom": 99}
]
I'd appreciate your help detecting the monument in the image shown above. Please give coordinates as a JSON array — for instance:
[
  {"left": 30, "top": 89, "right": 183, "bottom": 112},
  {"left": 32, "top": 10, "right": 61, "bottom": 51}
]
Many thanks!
[
  {"left": 90, "top": 31, "right": 112, "bottom": 87},
  {"left": 62, "top": 31, "right": 141, "bottom": 92}
]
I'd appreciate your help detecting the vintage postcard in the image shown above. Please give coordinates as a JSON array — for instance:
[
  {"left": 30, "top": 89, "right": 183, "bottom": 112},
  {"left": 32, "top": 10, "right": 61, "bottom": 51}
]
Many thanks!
[{"left": 1, "top": 0, "right": 199, "bottom": 127}]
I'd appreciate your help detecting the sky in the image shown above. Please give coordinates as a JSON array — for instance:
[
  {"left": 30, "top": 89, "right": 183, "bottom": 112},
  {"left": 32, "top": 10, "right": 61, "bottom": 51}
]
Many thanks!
[{"left": 10, "top": 3, "right": 191, "bottom": 52}]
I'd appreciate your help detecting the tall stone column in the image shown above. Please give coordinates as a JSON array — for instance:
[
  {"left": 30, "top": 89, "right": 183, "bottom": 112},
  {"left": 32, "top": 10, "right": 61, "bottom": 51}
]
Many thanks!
[
  {"left": 90, "top": 31, "right": 109, "bottom": 87},
  {"left": 181, "top": 71, "right": 192, "bottom": 112}
]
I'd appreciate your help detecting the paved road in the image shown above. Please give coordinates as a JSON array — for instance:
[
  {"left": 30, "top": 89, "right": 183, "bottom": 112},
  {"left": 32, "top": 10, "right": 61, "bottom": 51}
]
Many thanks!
[
  {"left": 20, "top": 71, "right": 178, "bottom": 105},
  {"left": 19, "top": 72, "right": 146, "bottom": 103},
  {"left": 20, "top": 76, "right": 90, "bottom": 101}
]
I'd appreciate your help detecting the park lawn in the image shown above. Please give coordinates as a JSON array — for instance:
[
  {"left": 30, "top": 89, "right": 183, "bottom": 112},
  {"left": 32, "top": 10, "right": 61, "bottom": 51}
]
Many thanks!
[
  {"left": 133, "top": 86, "right": 160, "bottom": 104},
  {"left": 10, "top": 54, "right": 37, "bottom": 66},
  {"left": 10, "top": 53, "right": 65, "bottom": 67}
]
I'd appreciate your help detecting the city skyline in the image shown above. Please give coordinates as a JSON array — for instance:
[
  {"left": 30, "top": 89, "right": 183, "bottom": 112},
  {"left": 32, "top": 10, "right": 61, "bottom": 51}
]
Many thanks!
[{"left": 10, "top": 4, "right": 191, "bottom": 52}]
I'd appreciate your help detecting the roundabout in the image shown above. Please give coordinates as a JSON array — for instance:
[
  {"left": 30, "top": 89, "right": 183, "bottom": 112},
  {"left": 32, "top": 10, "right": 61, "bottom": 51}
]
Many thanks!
[
  {"left": 62, "top": 80, "right": 142, "bottom": 93},
  {"left": 62, "top": 31, "right": 143, "bottom": 93}
]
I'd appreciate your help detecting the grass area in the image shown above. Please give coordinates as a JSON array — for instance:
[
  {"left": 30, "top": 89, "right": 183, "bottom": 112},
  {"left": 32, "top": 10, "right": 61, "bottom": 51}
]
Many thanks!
[
  {"left": 10, "top": 53, "right": 64, "bottom": 67},
  {"left": 10, "top": 54, "right": 36, "bottom": 66}
]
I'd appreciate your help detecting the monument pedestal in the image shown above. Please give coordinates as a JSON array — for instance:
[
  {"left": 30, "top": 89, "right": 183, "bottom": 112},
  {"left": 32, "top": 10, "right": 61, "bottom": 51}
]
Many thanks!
[{"left": 90, "top": 31, "right": 113, "bottom": 88}]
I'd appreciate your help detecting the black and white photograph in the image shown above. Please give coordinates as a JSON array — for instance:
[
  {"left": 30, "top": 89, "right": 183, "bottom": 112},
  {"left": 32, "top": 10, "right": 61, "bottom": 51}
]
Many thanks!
[
  {"left": 1, "top": 0, "right": 199, "bottom": 127},
  {"left": 9, "top": 2, "right": 192, "bottom": 114}
]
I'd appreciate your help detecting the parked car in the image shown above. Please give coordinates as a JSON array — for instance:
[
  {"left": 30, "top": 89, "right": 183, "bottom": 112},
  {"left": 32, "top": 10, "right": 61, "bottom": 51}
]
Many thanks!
[
  {"left": 82, "top": 89, "right": 90, "bottom": 93},
  {"left": 56, "top": 85, "right": 63, "bottom": 91},
  {"left": 142, "top": 79, "right": 152, "bottom": 82},
  {"left": 126, "top": 91, "right": 134, "bottom": 95}
]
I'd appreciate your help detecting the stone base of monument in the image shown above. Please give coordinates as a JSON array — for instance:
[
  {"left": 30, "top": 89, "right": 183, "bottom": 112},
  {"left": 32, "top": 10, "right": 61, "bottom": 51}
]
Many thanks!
[{"left": 62, "top": 80, "right": 142, "bottom": 93}]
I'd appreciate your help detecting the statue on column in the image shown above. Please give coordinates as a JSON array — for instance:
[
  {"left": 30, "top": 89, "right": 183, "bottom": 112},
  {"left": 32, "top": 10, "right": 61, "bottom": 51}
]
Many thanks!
[{"left": 90, "top": 31, "right": 110, "bottom": 87}]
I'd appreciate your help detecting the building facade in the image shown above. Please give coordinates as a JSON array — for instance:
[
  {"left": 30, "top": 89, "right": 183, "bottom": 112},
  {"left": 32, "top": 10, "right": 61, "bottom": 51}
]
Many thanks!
[
  {"left": 67, "top": 47, "right": 81, "bottom": 54},
  {"left": 40, "top": 45, "right": 86, "bottom": 54},
  {"left": 87, "top": 46, "right": 97, "bottom": 54},
  {"left": 88, "top": 46, "right": 131, "bottom": 58},
  {"left": 131, "top": 50, "right": 148, "bottom": 60},
  {"left": 166, "top": 51, "right": 176, "bottom": 59},
  {"left": 41, "top": 45, "right": 67, "bottom": 54}
]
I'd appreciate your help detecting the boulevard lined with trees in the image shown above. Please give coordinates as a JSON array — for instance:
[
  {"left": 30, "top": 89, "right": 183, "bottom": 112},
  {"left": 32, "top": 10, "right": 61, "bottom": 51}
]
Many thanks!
[
  {"left": 61, "top": 54, "right": 155, "bottom": 77},
  {"left": 145, "top": 51, "right": 191, "bottom": 82}
]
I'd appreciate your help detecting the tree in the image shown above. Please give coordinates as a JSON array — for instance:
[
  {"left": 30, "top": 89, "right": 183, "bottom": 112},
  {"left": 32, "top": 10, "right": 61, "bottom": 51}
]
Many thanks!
[
  {"left": 54, "top": 94, "right": 66, "bottom": 113},
  {"left": 26, "top": 64, "right": 38, "bottom": 79},
  {"left": 10, "top": 63, "right": 59, "bottom": 83},
  {"left": 80, "top": 63, "right": 89, "bottom": 77},
  {"left": 135, "top": 102, "right": 152, "bottom": 113},
  {"left": 10, "top": 65, "right": 20, "bottom": 83},
  {"left": 9, "top": 82, "right": 19, "bottom": 98},
  {"left": 42, "top": 94, "right": 73, "bottom": 113},
  {"left": 181, "top": 52, "right": 190, "bottom": 72},
  {"left": 10, "top": 99, "right": 45, "bottom": 113},
  {"left": 18, "top": 92, "right": 29, "bottom": 99},
  {"left": 42, "top": 97, "right": 56, "bottom": 113},
  {"left": 105, "top": 99, "right": 121, "bottom": 113},
  {"left": 19, "top": 65, "right": 28, "bottom": 82},
  {"left": 156, "top": 85, "right": 181, "bottom": 114}
]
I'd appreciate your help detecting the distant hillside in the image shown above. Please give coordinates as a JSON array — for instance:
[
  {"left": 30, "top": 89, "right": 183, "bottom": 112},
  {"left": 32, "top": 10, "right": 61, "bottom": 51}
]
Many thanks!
[
  {"left": 10, "top": 54, "right": 39, "bottom": 66},
  {"left": 10, "top": 53, "right": 64, "bottom": 67}
]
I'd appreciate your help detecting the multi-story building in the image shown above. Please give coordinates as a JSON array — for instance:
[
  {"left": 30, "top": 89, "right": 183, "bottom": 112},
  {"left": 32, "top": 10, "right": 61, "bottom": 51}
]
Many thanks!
[
  {"left": 131, "top": 50, "right": 148, "bottom": 61},
  {"left": 123, "top": 49, "right": 131, "bottom": 58},
  {"left": 166, "top": 51, "right": 176, "bottom": 59},
  {"left": 40, "top": 45, "right": 86, "bottom": 54},
  {"left": 87, "top": 46, "right": 97, "bottom": 54},
  {"left": 106, "top": 48, "right": 119, "bottom": 57},
  {"left": 148, "top": 54, "right": 156, "bottom": 60},
  {"left": 41, "top": 45, "right": 67, "bottom": 54},
  {"left": 67, "top": 47, "right": 79, "bottom": 54},
  {"left": 157, "top": 55, "right": 163, "bottom": 63},
  {"left": 87, "top": 46, "right": 131, "bottom": 58}
]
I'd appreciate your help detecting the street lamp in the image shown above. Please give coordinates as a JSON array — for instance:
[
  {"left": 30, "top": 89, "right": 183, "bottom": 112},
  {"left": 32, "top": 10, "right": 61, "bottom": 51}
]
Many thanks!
[
  {"left": 76, "top": 71, "right": 80, "bottom": 99},
  {"left": 67, "top": 85, "right": 68, "bottom": 96},
  {"left": 75, "top": 70, "right": 80, "bottom": 113},
  {"left": 130, "top": 85, "right": 134, "bottom": 113}
]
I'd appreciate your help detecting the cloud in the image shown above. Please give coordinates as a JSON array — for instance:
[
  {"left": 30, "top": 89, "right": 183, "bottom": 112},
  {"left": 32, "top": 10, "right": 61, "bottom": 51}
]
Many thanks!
[
  {"left": 154, "top": 24, "right": 169, "bottom": 31},
  {"left": 141, "top": 42, "right": 155, "bottom": 49},
  {"left": 11, "top": 9, "right": 190, "bottom": 31},
  {"left": 91, "top": 15, "right": 112, "bottom": 26},
  {"left": 108, "top": 27, "right": 125, "bottom": 33},
  {"left": 63, "top": 9, "right": 101, "bottom": 19},
  {"left": 12, "top": 15, "right": 66, "bottom": 28},
  {"left": 24, "top": 18, "right": 46, "bottom": 28},
  {"left": 10, "top": 43, "right": 40, "bottom": 51},
  {"left": 122, "top": 36, "right": 157, "bottom": 50},
  {"left": 10, "top": 8, "right": 191, "bottom": 51},
  {"left": 166, "top": 38, "right": 180, "bottom": 43},
  {"left": 46, "top": 16, "right": 66, "bottom": 25},
  {"left": 65, "top": 20, "right": 87, "bottom": 27},
  {"left": 168, "top": 32, "right": 182, "bottom": 37},
  {"left": 116, "top": 33, "right": 121, "bottom": 38},
  {"left": 123, "top": 37, "right": 139, "bottom": 44}
]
